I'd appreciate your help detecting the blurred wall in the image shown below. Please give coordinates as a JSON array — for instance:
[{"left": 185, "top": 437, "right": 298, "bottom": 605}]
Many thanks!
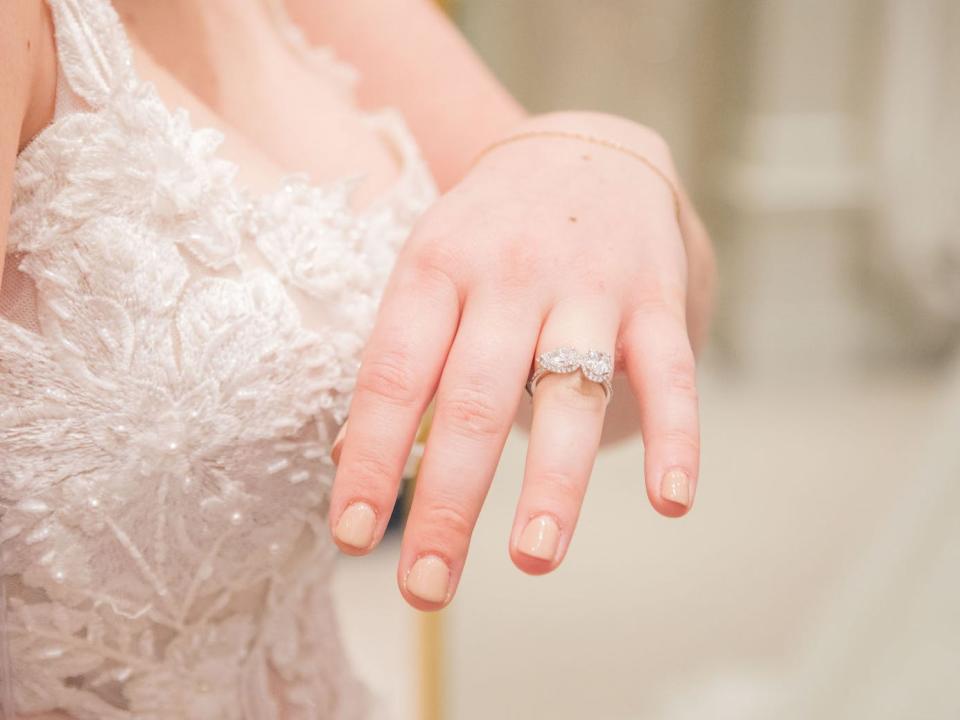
[
  {"left": 440, "top": 2, "right": 960, "bottom": 719},
  {"left": 456, "top": 0, "right": 960, "bottom": 377}
]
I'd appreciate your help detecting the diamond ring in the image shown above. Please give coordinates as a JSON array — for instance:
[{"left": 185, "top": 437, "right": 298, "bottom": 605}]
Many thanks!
[{"left": 525, "top": 347, "right": 614, "bottom": 403}]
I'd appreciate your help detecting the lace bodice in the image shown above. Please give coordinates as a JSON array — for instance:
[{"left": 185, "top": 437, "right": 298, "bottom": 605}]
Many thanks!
[{"left": 0, "top": 1, "right": 437, "bottom": 717}]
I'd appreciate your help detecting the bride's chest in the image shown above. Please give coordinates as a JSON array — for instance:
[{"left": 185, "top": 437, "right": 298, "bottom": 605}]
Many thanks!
[
  {"left": 5, "top": 0, "right": 436, "bottom": 457},
  {"left": 113, "top": 2, "right": 404, "bottom": 208}
]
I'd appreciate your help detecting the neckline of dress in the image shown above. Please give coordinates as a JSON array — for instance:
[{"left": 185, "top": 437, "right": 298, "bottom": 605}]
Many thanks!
[{"left": 14, "top": 0, "right": 431, "bottom": 219}]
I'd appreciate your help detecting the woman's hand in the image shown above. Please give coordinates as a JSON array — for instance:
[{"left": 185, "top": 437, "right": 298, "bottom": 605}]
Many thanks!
[{"left": 328, "top": 111, "right": 714, "bottom": 610}]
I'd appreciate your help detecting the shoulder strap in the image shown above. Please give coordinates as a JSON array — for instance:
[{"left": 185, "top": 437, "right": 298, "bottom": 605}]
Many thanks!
[{"left": 45, "top": 0, "right": 135, "bottom": 110}]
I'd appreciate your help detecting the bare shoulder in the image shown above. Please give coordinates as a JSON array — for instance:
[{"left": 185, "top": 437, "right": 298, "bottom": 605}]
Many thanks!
[
  {"left": 0, "top": 0, "right": 56, "bottom": 271},
  {"left": 2, "top": 0, "right": 57, "bottom": 152}
]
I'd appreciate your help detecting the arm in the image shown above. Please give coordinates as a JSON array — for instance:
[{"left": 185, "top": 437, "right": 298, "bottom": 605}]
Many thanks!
[
  {"left": 284, "top": 0, "right": 714, "bottom": 370},
  {"left": 314, "top": 2, "right": 717, "bottom": 608},
  {"left": 283, "top": 0, "right": 525, "bottom": 191},
  {"left": 0, "top": 0, "right": 57, "bottom": 278}
]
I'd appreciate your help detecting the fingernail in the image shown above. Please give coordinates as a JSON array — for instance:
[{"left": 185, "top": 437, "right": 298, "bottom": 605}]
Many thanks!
[
  {"left": 405, "top": 555, "right": 450, "bottom": 604},
  {"left": 517, "top": 515, "right": 560, "bottom": 561},
  {"left": 334, "top": 501, "right": 376, "bottom": 550},
  {"left": 661, "top": 469, "right": 691, "bottom": 507},
  {"left": 331, "top": 419, "right": 348, "bottom": 465}
]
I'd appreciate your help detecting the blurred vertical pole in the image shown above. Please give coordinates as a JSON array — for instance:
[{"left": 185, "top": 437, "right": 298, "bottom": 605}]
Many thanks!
[
  {"left": 410, "top": 406, "right": 442, "bottom": 720},
  {"left": 417, "top": 3, "right": 450, "bottom": 716},
  {"left": 418, "top": 601, "right": 443, "bottom": 720}
]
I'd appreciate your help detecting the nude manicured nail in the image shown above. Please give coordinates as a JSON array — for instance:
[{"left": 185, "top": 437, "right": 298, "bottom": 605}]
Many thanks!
[
  {"left": 331, "top": 419, "right": 348, "bottom": 465},
  {"left": 334, "top": 501, "right": 376, "bottom": 550},
  {"left": 517, "top": 515, "right": 560, "bottom": 561},
  {"left": 661, "top": 469, "right": 691, "bottom": 507},
  {"left": 405, "top": 555, "right": 450, "bottom": 604}
]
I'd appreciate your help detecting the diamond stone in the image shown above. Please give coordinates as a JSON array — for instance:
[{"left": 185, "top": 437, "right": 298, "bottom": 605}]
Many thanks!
[
  {"left": 538, "top": 346, "right": 581, "bottom": 373},
  {"left": 580, "top": 350, "right": 613, "bottom": 382}
]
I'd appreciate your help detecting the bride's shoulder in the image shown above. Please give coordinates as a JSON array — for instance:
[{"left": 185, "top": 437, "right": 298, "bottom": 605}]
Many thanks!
[
  {"left": 3, "top": 0, "right": 57, "bottom": 155},
  {"left": 2, "top": 0, "right": 56, "bottom": 263}
]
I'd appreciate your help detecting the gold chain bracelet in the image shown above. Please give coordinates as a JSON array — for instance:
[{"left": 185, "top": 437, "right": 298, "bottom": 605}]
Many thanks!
[{"left": 473, "top": 129, "right": 682, "bottom": 221}]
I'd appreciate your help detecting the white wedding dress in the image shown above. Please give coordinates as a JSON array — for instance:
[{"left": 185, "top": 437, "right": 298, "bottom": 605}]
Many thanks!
[{"left": 0, "top": 0, "right": 437, "bottom": 717}]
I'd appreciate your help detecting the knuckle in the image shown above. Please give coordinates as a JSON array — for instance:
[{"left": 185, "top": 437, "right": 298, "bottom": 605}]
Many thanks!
[
  {"left": 422, "top": 499, "right": 475, "bottom": 542},
  {"left": 534, "top": 468, "right": 584, "bottom": 505},
  {"left": 663, "top": 350, "right": 698, "bottom": 397},
  {"left": 662, "top": 427, "right": 700, "bottom": 455},
  {"left": 407, "top": 232, "right": 463, "bottom": 290},
  {"left": 438, "top": 382, "right": 506, "bottom": 440},
  {"left": 628, "top": 286, "right": 686, "bottom": 326},
  {"left": 343, "top": 450, "right": 395, "bottom": 495},
  {"left": 356, "top": 348, "right": 420, "bottom": 406}
]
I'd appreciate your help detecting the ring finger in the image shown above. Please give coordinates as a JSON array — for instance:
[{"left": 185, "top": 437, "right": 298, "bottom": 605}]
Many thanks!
[{"left": 510, "top": 295, "right": 619, "bottom": 574}]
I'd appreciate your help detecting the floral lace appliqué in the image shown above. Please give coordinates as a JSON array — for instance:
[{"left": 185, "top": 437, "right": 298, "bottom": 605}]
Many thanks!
[{"left": 0, "top": 0, "right": 437, "bottom": 717}]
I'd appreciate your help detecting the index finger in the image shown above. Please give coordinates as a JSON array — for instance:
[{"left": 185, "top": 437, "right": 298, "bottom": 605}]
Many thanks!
[{"left": 329, "top": 255, "right": 461, "bottom": 553}]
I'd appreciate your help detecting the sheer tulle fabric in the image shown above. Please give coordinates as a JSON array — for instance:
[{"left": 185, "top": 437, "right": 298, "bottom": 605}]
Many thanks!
[{"left": 0, "top": 0, "right": 436, "bottom": 717}]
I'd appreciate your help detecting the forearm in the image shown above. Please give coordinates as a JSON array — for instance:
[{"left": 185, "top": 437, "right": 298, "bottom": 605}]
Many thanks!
[
  {"left": 283, "top": 0, "right": 527, "bottom": 190},
  {"left": 282, "top": 4, "right": 675, "bottom": 193}
]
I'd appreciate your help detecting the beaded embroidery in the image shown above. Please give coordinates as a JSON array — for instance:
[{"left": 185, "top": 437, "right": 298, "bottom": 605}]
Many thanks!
[{"left": 0, "top": 1, "right": 436, "bottom": 717}]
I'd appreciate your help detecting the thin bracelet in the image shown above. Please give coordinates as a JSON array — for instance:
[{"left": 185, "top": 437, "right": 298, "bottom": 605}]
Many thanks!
[{"left": 474, "top": 129, "right": 682, "bottom": 221}]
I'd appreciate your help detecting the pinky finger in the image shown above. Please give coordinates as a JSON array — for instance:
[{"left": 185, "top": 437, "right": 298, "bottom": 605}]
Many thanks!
[{"left": 621, "top": 302, "right": 700, "bottom": 517}]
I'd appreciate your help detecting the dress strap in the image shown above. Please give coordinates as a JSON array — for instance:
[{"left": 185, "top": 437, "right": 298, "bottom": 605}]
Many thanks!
[
  {"left": 260, "top": 0, "right": 359, "bottom": 94},
  {"left": 45, "top": 0, "right": 135, "bottom": 111}
]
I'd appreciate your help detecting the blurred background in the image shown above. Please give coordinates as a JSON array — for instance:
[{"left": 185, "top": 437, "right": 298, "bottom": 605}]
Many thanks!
[{"left": 333, "top": 1, "right": 960, "bottom": 718}]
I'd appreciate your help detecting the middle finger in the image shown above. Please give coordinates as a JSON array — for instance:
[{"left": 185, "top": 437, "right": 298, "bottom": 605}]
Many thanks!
[{"left": 398, "top": 290, "right": 541, "bottom": 610}]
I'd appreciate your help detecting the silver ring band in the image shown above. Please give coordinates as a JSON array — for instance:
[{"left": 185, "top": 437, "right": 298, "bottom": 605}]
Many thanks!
[{"left": 525, "top": 347, "right": 614, "bottom": 403}]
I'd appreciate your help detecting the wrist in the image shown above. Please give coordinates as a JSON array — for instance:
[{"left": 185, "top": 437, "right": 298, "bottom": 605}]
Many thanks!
[
  {"left": 476, "top": 112, "right": 681, "bottom": 220},
  {"left": 505, "top": 111, "right": 677, "bottom": 177}
]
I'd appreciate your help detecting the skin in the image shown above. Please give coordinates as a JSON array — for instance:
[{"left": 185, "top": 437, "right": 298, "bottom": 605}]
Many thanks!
[
  {"left": 331, "top": 113, "right": 710, "bottom": 607},
  {"left": 2, "top": 0, "right": 714, "bottom": 715},
  {"left": 281, "top": 0, "right": 715, "bottom": 607},
  {"left": 0, "top": 0, "right": 55, "bottom": 282}
]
